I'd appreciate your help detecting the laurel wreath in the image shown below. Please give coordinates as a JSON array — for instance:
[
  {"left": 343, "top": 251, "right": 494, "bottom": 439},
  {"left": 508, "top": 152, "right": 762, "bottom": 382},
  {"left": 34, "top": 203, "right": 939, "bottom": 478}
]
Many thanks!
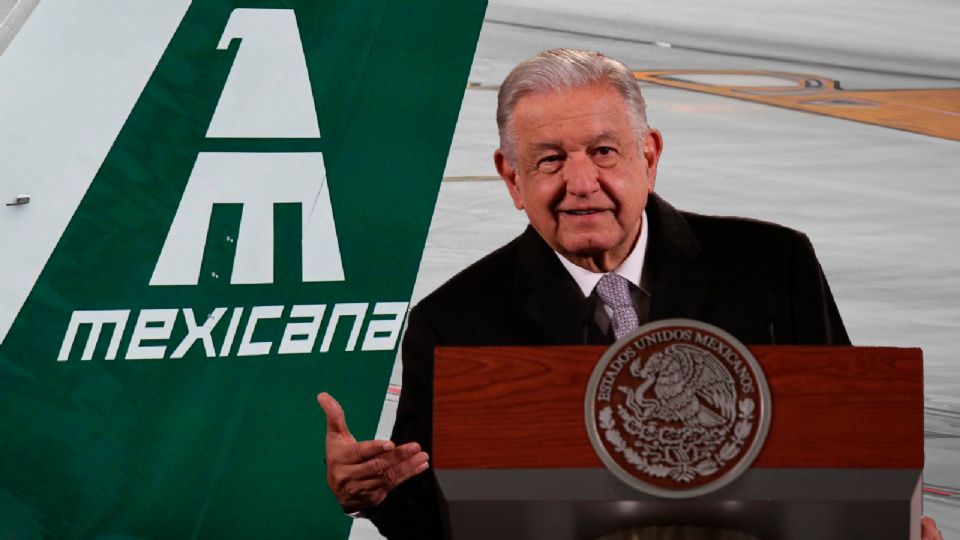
[{"left": 599, "top": 398, "right": 755, "bottom": 483}]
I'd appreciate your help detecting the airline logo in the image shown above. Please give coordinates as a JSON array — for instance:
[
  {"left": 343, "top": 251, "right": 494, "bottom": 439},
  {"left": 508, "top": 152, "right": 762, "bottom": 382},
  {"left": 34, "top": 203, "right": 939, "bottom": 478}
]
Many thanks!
[
  {"left": 54, "top": 8, "right": 406, "bottom": 363},
  {"left": 0, "top": 0, "right": 481, "bottom": 536},
  {"left": 152, "top": 9, "right": 343, "bottom": 287},
  {"left": 58, "top": 302, "right": 408, "bottom": 361}
]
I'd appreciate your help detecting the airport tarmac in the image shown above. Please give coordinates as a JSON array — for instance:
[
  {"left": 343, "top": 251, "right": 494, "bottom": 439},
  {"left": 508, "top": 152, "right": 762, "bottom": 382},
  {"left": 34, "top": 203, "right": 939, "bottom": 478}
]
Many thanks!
[{"left": 355, "top": 0, "right": 959, "bottom": 537}]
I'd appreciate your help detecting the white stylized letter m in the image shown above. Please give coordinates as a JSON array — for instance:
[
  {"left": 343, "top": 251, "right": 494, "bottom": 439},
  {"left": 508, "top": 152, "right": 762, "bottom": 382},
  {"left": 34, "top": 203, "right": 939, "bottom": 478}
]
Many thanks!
[{"left": 150, "top": 9, "right": 344, "bottom": 286}]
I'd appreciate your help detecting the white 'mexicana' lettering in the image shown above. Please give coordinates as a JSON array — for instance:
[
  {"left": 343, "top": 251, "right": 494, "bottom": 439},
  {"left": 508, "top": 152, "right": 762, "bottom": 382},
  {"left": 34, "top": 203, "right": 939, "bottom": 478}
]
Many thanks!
[
  {"left": 320, "top": 303, "right": 367, "bottom": 353},
  {"left": 361, "top": 302, "right": 409, "bottom": 351},
  {"left": 171, "top": 308, "right": 227, "bottom": 359},
  {"left": 238, "top": 305, "right": 284, "bottom": 356},
  {"left": 58, "top": 310, "right": 130, "bottom": 361},
  {"left": 279, "top": 304, "right": 327, "bottom": 355},
  {"left": 56, "top": 302, "right": 408, "bottom": 362},
  {"left": 127, "top": 309, "right": 178, "bottom": 360},
  {"left": 220, "top": 307, "right": 244, "bottom": 357}
]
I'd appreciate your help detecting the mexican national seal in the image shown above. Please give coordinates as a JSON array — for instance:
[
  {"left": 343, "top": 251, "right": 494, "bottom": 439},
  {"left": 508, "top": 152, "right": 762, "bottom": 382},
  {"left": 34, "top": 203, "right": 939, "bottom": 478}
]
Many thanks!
[{"left": 585, "top": 319, "right": 771, "bottom": 498}]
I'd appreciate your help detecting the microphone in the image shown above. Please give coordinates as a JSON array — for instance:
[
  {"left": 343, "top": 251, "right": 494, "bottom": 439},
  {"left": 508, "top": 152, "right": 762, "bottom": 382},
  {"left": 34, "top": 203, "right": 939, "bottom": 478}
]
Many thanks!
[{"left": 580, "top": 295, "right": 600, "bottom": 344}]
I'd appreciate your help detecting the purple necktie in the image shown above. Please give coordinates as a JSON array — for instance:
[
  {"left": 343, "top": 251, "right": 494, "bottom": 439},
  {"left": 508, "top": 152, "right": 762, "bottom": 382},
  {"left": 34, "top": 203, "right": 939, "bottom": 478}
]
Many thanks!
[{"left": 595, "top": 273, "right": 639, "bottom": 339}]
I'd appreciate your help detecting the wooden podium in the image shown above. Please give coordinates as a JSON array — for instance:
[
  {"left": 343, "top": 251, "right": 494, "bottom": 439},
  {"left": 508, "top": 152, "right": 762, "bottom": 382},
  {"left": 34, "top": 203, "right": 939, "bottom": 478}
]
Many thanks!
[{"left": 433, "top": 345, "right": 923, "bottom": 540}]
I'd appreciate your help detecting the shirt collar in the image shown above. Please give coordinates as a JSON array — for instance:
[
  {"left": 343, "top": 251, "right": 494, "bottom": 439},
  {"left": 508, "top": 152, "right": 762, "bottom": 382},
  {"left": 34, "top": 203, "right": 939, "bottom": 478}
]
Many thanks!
[{"left": 555, "top": 209, "right": 648, "bottom": 298}]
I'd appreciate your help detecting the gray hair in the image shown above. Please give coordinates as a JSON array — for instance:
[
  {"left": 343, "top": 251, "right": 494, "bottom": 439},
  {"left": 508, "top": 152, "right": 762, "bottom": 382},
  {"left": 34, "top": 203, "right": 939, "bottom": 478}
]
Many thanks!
[{"left": 496, "top": 49, "right": 650, "bottom": 166}]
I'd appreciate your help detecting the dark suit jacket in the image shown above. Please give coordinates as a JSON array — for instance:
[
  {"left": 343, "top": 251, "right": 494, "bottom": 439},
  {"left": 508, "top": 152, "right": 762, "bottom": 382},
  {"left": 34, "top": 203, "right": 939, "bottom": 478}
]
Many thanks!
[{"left": 370, "top": 194, "right": 849, "bottom": 539}]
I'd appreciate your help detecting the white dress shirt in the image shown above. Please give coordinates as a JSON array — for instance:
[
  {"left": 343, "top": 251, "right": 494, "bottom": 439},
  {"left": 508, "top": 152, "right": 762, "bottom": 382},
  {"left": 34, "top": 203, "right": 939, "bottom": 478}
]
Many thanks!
[{"left": 555, "top": 210, "right": 649, "bottom": 319}]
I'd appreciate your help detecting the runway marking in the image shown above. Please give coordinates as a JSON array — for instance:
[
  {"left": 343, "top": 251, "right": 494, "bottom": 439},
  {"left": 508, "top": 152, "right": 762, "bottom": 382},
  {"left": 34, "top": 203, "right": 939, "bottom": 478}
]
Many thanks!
[
  {"left": 923, "top": 483, "right": 960, "bottom": 503},
  {"left": 485, "top": 18, "right": 960, "bottom": 82},
  {"left": 924, "top": 485, "right": 957, "bottom": 497},
  {"left": 635, "top": 70, "right": 960, "bottom": 142}
]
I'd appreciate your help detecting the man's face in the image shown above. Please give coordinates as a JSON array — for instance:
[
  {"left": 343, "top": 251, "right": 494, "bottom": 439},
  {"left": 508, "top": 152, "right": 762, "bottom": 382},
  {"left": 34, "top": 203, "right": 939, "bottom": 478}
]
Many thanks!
[{"left": 495, "top": 83, "right": 663, "bottom": 272}]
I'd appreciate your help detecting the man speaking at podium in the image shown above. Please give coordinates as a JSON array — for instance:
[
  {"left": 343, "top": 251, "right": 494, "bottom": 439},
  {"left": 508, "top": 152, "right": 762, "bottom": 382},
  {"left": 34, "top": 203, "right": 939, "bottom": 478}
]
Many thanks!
[{"left": 318, "top": 50, "right": 941, "bottom": 540}]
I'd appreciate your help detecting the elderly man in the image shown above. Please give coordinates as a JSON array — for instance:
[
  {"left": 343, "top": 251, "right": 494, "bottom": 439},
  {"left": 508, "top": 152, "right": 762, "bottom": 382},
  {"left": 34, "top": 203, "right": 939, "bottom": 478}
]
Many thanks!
[{"left": 319, "top": 49, "right": 941, "bottom": 540}]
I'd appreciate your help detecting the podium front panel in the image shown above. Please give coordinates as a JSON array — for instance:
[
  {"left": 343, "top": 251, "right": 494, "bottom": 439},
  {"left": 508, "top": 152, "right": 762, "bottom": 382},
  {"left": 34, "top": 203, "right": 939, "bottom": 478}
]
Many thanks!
[{"left": 433, "top": 346, "right": 923, "bottom": 540}]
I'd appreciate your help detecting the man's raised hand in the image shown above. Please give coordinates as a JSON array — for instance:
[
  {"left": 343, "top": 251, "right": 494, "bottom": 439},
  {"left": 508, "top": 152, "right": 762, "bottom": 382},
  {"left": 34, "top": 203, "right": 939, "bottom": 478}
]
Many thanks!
[
  {"left": 921, "top": 516, "right": 943, "bottom": 540},
  {"left": 317, "top": 392, "right": 430, "bottom": 513}
]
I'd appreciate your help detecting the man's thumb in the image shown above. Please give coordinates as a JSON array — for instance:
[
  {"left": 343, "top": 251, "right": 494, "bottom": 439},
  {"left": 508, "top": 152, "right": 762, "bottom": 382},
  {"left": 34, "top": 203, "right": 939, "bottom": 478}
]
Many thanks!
[{"left": 317, "top": 392, "right": 351, "bottom": 437}]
